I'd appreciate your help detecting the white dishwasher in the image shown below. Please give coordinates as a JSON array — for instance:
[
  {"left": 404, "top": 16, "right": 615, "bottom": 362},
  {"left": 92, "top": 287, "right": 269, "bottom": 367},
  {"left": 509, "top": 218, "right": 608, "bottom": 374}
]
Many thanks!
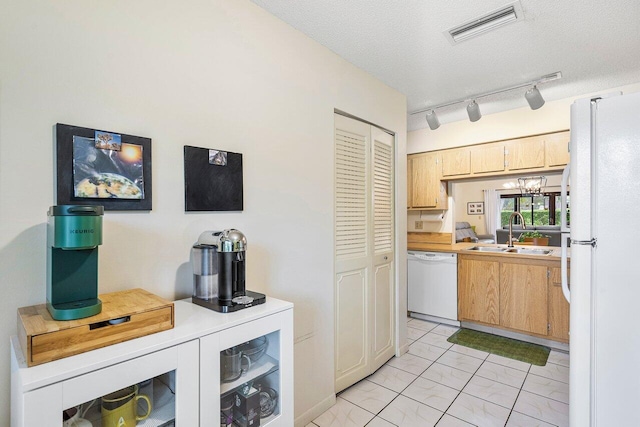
[{"left": 408, "top": 251, "right": 458, "bottom": 324}]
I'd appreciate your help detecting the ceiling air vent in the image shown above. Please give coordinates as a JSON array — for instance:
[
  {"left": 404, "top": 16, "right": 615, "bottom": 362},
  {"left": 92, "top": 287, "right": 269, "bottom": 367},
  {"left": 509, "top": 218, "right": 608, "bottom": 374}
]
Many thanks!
[{"left": 444, "top": 1, "right": 524, "bottom": 45}]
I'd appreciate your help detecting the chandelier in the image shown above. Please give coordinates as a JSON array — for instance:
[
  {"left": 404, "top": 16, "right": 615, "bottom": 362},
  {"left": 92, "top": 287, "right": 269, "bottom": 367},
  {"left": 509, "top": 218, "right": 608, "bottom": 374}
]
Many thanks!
[{"left": 518, "top": 176, "right": 547, "bottom": 196}]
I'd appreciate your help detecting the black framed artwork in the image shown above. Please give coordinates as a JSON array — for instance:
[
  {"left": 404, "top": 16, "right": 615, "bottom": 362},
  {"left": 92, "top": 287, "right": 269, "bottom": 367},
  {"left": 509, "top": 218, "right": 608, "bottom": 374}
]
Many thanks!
[
  {"left": 467, "top": 201, "right": 484, "bottom": 215},
  {"left": 184, "top": 145, "right": 243, "bottom": 212},
  {"left": 55, "top": 123, "right": 152, "bottom": 211}
]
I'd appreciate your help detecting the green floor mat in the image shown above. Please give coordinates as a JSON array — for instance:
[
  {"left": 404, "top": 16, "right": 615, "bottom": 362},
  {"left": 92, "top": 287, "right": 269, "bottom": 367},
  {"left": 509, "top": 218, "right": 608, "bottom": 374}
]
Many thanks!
[{"left": 447, "top": 328, "right": 550, "bottom": 366}]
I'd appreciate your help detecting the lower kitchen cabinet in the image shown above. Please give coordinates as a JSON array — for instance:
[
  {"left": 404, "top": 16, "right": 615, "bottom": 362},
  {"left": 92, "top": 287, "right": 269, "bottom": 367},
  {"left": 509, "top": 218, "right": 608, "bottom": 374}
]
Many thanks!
[
  {"left": 548, "top": 267, "right": 571, "bottom": 341},
  {"left": 500, "top": 262, "right": 549, "bottom": 335},
  {"left": 11, "top": 298, "right": 293, "bottom": 427},
  {"left": 458, "top": 254, "right": 569, "bottom": 343},
  {"left": 458, "top": 257, "right": 500, "bottom": 325}
]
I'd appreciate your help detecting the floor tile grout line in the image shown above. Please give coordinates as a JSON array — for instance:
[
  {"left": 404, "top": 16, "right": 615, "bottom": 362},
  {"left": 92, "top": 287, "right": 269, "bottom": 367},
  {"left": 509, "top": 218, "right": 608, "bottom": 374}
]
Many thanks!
[
  {"left": 526, "top": 371, "right": 569, "bottom": 385},
  {"left": 519, "top": 381, "right": 570, "bottom": 405},
  {"left": 432, "top": 345, "right": 487, "bottom": 426},
  {"left": 508, "top": 410, "right": 561, "bottom": 427},
  {"left": 504, "top": 363, "right": 533, "bottom": 427},
  {"left": 447, "top": 346, "right": 491, "bottom": 361},
  {"left": 526, "top": 371, "right": 570, "bottom": 385}
]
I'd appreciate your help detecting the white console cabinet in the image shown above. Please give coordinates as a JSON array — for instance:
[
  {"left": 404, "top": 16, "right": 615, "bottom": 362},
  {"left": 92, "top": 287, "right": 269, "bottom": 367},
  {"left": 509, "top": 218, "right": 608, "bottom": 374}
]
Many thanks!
[{"left": 11, "top": 298, "right": 294, "bottom": 427}]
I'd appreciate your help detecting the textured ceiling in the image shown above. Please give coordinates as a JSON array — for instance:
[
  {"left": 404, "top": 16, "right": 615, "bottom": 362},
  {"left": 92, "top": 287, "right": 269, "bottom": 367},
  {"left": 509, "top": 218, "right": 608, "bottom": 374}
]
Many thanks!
[{"left": 250, "top": 0, "right": 640, "bottom": 131}]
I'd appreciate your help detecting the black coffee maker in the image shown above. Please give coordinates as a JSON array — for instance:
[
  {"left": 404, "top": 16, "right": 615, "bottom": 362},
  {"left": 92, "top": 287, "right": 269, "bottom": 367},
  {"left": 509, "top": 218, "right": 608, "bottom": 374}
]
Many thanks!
[{"left": 191, "top": 229, "right": 266, "bottom": 313}]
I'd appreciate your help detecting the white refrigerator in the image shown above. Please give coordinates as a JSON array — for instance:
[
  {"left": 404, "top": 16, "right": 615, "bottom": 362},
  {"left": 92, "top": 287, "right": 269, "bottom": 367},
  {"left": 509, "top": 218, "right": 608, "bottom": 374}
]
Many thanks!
[{"left": 562, "top": 91, "right": 640, "bottom": 426}]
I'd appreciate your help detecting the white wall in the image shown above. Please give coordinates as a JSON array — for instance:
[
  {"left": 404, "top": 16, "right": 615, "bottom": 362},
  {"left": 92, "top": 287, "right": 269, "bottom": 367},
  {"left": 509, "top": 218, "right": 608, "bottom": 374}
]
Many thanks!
[{"left": 0, "top": 1, "right": 407, "bottom": 425}]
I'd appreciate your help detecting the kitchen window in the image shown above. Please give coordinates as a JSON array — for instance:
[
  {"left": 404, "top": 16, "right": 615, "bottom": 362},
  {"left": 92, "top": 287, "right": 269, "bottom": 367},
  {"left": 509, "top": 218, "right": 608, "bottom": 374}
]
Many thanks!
[{"left": 500, "top": 192, "right": 568, "bottom": 227}]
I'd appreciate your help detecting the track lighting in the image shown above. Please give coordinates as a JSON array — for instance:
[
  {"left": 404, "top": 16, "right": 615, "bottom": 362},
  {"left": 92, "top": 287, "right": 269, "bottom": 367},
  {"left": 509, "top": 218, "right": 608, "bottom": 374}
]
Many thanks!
[
  {"left": 525, "top": 86, "right": 545, "bottom": 110},
  {"left": 410, "top": 71, "right": 562, "bottom": 130},
  {"left": 466, "top": 101, "right": 482, "bottom": 122},
  {"left": 425, "top": 110, "right": 440, "bottom": 130}
]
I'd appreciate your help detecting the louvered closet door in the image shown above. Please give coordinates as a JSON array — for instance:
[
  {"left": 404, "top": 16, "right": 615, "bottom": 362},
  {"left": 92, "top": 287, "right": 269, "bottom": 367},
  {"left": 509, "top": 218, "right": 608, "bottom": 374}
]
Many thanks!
[
  {"left": 370, "top": 126, "right": 395, "bottom": 372},
  {"left": 335, "top": 115, "right": 370, "bottom": 392},
  {"left": 334, "top": 114, "right": 395, "bottom": 392}
]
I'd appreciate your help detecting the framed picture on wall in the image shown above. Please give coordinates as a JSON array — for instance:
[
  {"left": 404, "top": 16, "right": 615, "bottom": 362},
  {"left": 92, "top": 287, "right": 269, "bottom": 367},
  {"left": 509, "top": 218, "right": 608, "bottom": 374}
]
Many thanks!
[
  {"left": 55, "top": 123, "right": 152, "bottom": 211},
  {"left": 467, "top": 202, "right": 484, "bottom": 215},
  {"left": 183, "top": 145, "right": 243, "bottom": 211}
]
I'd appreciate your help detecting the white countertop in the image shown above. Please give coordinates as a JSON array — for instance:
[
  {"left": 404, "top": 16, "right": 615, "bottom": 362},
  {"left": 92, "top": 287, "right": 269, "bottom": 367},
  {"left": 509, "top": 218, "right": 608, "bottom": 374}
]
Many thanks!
[{"left": 11, "top": 297, "right": 293, "bottom": 392}]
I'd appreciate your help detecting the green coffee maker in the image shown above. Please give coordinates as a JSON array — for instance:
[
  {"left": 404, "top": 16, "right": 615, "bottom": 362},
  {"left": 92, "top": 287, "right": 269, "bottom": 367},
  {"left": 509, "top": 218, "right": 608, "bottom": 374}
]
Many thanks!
[{"left": 47, "top": 205, "right": 104, "bottom": 320}]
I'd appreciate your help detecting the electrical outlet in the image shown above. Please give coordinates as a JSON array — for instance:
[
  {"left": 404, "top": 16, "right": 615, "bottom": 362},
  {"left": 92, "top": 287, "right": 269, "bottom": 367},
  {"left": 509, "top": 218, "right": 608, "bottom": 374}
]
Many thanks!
[{"left": 415, "top": 221, "right": 423, "bottom": 230}]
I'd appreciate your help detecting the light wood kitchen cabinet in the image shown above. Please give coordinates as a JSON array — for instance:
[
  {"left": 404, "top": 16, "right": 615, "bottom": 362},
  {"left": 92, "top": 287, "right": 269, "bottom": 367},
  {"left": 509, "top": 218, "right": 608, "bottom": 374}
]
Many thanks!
[
  {"left": 545, "top": 131, "right": 570, "bottom": 167},
  {"left": 458, "top": 257, "right": 500, "bottom": 325},
  {"left": 505, "top": 135, "right": 546, "bottom": 171},
  {"left": 408, "top": 153, "right": 447, "bottom": 210},
  {"left": 441, "top": 148, "right": 471, "bottom": 177},
  {"left": 548, "top": 267, "right": 570, "bottom": 340},
  {"left": 500, "top": 262, "right": 549, "bottom": 335},
  {"left": 408, "top": 130, "right": 569, "bottom": 187},
  {"left": 457, "top": 254, "right": 570, "bottom": 343},
  {"left": 471, "top": 143, "right": 505, "bottom": 174}
]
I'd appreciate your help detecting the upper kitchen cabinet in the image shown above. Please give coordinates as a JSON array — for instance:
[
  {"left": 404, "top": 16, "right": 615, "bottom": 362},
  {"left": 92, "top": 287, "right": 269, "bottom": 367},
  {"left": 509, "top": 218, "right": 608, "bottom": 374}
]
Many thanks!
[
  {"left": 471, "top": 143, "right": 506, "bottom": 174},
  {"left": 505, "top": 135, "right": 546, "bottom": 171},
  {"left": 441, "top": 147, "right": 471, "bottom": 178},
  {"left": 407, "top": 131, "right": 570, "bottom": 191},
  {"left": 544, "top": 131, "right": 570, "bottom": 167},
  {"left": 408, "top": 152, "right": 447, "bottom": 210}
]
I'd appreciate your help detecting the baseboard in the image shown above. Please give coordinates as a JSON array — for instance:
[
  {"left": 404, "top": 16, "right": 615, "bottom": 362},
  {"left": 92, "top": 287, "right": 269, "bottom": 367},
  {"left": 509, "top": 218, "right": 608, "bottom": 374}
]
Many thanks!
[
  {"left": 398, "top": 341, "right": 410, "bottom": 357},
  {"left": 409, "top": 312, "right": 460, "bottom": 327},
  {"left": 294, "top": 393, "right": 336, "bottom": 427}
]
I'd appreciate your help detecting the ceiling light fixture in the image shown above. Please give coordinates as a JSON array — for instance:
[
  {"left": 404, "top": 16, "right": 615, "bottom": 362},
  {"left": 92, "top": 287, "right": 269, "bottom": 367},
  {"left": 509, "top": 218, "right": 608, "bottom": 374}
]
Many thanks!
[
  {"left": 467, "top": 100, "right": 481, "bottom": 122},
  {"left": 425, "top": 110, "right": 440, "bottom": 130},
  {"left": 410, "top": 71, "right": 562, "bottom": 130},
  {"left": 525, "top": 85, "right": 545, "bottom": 110}
]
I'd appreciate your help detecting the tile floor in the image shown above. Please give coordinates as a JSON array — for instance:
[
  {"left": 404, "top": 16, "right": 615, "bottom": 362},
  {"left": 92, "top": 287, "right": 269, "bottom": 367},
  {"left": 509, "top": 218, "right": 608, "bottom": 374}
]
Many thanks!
[{"left": 308, "top": 317, "right": 569, "bottom": 427}]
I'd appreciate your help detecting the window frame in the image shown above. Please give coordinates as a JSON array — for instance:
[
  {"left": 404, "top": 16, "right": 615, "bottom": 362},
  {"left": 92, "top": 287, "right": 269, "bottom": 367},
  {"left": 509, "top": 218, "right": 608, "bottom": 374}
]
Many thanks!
[{"left": 500, "top": 191, "right": 563, "bottom": 226}]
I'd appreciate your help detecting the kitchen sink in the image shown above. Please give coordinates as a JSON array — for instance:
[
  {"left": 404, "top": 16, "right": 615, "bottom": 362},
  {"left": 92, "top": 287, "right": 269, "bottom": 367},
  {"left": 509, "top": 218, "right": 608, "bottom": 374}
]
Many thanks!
[
  {"left": 465, "top": 246, "right": 553, "bottom": 255},
  {"left": 505, "top": 248, "right": 553, "bottom": 255},
  {"left": 466, "top": 246, "right": 509, "bottom": 252}
]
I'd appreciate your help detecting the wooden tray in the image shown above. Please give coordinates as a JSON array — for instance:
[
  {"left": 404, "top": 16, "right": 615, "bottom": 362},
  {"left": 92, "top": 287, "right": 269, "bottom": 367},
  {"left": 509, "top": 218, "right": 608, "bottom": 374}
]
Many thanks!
[{"left": 17, "top": 288, "right": 174, "bottom": 366}]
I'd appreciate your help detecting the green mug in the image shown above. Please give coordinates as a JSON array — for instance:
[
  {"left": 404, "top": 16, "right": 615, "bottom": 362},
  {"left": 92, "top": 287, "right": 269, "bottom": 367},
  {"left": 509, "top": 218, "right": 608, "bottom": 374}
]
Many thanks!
[{"left": 101, "top": 384, "right": 151, "bottom": 427}]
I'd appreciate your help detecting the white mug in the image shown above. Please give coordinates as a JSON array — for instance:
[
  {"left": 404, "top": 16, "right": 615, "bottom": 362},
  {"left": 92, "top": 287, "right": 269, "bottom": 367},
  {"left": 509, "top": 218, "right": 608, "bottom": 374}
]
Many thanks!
[{"left": 63, "top": 407, "right": 93, "bottom": 427}]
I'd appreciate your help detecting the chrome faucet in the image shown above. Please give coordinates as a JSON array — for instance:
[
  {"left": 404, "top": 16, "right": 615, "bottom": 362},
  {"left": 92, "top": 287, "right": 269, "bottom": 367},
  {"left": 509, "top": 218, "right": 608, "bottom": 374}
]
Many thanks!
[{"left": 508, "top": 212, "right": 526, "bottom": 247}]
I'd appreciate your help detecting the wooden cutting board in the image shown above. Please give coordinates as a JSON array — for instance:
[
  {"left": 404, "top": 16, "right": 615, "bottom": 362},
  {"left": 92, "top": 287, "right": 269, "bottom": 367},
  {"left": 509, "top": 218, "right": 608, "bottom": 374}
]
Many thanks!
[{"left": 17, "top": 288, "right": 174, "bottom": 366}]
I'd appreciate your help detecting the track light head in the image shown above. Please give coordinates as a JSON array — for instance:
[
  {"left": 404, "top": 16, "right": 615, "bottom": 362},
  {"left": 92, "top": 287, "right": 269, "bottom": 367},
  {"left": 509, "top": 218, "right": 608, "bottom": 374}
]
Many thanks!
[
  {"left": 426, "top": 110, "right": 440, "bottom": 130},
  {"left": 525, "top": 86, "right": 545, "bottom": 110},
  {"left": 467, "top": 100, "right": 482, "bottom": 122}
]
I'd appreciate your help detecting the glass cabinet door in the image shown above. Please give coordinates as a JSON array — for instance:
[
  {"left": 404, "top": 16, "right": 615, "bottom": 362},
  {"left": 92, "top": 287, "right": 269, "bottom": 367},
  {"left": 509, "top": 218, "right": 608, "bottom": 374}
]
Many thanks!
[
  {"left": 20, "top": 341, "right": 201, "bottom": 427},
  {"left": 219, "top": 330, "right": 281, "bottom": 427},
  {"left": 200, "top": 309, "right": 293, "bottom": 427},
  {"left": 63, "top": 371, "right": 176, "bottom": 427}
]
